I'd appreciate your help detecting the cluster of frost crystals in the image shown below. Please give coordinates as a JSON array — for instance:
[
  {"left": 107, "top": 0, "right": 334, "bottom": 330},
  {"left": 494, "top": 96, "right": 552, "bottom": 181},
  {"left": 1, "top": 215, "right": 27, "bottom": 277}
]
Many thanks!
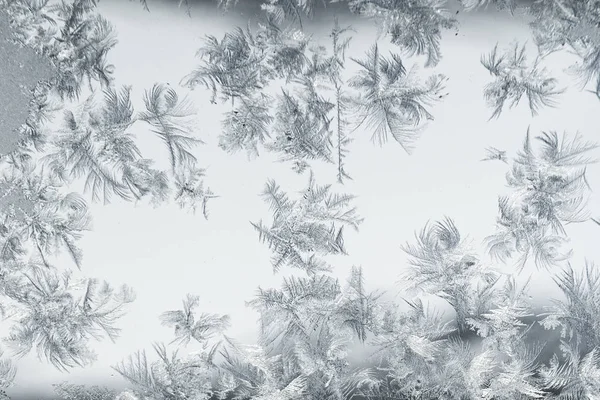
[
  {"left": 252, "top": 172, "right": 363, "bottom": 273},
  {"left": 114, "top": 391, "right": 140, "bottom": 400},
  {"left": 486, "top": 130, "right": 598, "bottom": 270},
  {"left": 481, "top": 42, "right": 564, "bottom": 119},
  {"left": 347, "top": 0, "right": 457, "bottom": 67},
  {"left": 528, "top": 0, "right": 600, "bottom": 91}
]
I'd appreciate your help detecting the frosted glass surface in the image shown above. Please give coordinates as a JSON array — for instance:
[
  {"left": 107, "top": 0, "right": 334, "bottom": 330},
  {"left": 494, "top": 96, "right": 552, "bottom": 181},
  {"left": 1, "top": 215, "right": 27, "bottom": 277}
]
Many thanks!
[{"left": 1, "top": 0, "right": 599, "bottom": 399}]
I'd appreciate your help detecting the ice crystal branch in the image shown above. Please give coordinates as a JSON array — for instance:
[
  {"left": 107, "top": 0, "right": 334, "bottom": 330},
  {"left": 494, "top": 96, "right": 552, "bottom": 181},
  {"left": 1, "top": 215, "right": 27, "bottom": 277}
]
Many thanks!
[
  {"left": 540, "top": 341, "right": 600, "bottom": 400},
  {"left": 349, "top": 44, "right": 447, "bottom": 153},
  {"left": 481, "top": 146, "right": 509, "bottom": 164},
  {"left": 43, "top": 102, "right": 134, "bottom": 205},
  {"left": 265, "top": 87, "right": 335, "bottom": 173},
  {"left": 357, "top": 298, "right": 458, "bottom": 399},
  {"left": 252, "top": 172, "right": 363, "bottom": 274},
  {"left": 464, "top": 279, "right": 544, "bottom": 400},
  {"left": 466, "top": 0, "right": 600, "bottom": 99},
  {"left": 160, "top": 294, "right": 231, "bottom": 347},
  {"left": 346, "top": 0, "right": 457, "bottom": 67},
  {"left": 5, "top": 0, "right": 117, "bottom": 100},
  {"left": 247, "top": 268, "right": 380, "bottom": 399},
  {"left": 462, "top": 1, "right": 600, "bottom": 98},
  {"left": 4, "top": 267, "right": 135, "bottom": 371},
  {"left": 181, "top": 17, "right": 309, "bottom": 105},
  {"left": 481, "top": 42, "right": 564, "bottom": 119},
  {"left": 540, "top": 262, "right": 600, "bottom": 353},
  {"left": 139, "top": 84, "right": 203, "bottom": 173},
  {"left": 323, "top": 18, "right": 355, "bottom": 183},
  {"left": 485, "top": 129, "right": 598, "bottom": 270},
  {"left": 220, "top": 93, "right": 274, "bottom": 158},
  {"left": 173, "top": 166, "right": 217, "bottom": 219},
  {"left": 39, "top": 83, "right": 215, "bottom": 216},
  {"left": 401, "top": 217, "right": 501, "bottom": 332},
  {"left": 116, "top": 298, "right": 232, "bottom": 400},
  {"left": 113, "top": 342, "right": 217, "bottom": 400},
  {"left": 0, "top": 163, "right": 91, "bottom": 269},
  {"left": 338, "top": 266, "right": 383, "bottom": 343},
  {"left": 215, "top": 337, "right": 309, "bottom": 400},
  {"left": 182, "top": 27, "right": 269, "bottom": 105},
  {"left": 529, "top": 0, "right": 600, "bottom": 98},
  {"left": 263, "top": 20, "right": 355, "bottom": 175},
  {"left": 0, "top": 349, "right": 16, "bottom": 392}
]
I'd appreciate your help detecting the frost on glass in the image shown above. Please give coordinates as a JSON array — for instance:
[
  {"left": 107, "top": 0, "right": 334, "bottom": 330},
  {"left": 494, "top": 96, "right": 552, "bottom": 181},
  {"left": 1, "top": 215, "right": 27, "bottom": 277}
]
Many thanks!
[
  {"left": 2, "top": 0, "right": 600, "bottom": 399},
  {"left": 252, "top": 171, "right": 363, "bottom": 274},
  {"left": 481, "top": 42, "right": 564, "bottom": 119},
  {"left": 348, "top": 44, "right": 447, "bottom": 152},
  {"left": 485, "top": 129, "right": 598, "bottom": 271},
  {"left": 182, "top": 15, "right": 446, "bottom": 177}
]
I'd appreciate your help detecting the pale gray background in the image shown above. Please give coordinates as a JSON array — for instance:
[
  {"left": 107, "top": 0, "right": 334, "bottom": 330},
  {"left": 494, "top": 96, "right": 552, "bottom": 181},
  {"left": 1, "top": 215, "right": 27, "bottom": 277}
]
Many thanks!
[{"left": 5, "top": 0, "right": 600, "bottom": 398}]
